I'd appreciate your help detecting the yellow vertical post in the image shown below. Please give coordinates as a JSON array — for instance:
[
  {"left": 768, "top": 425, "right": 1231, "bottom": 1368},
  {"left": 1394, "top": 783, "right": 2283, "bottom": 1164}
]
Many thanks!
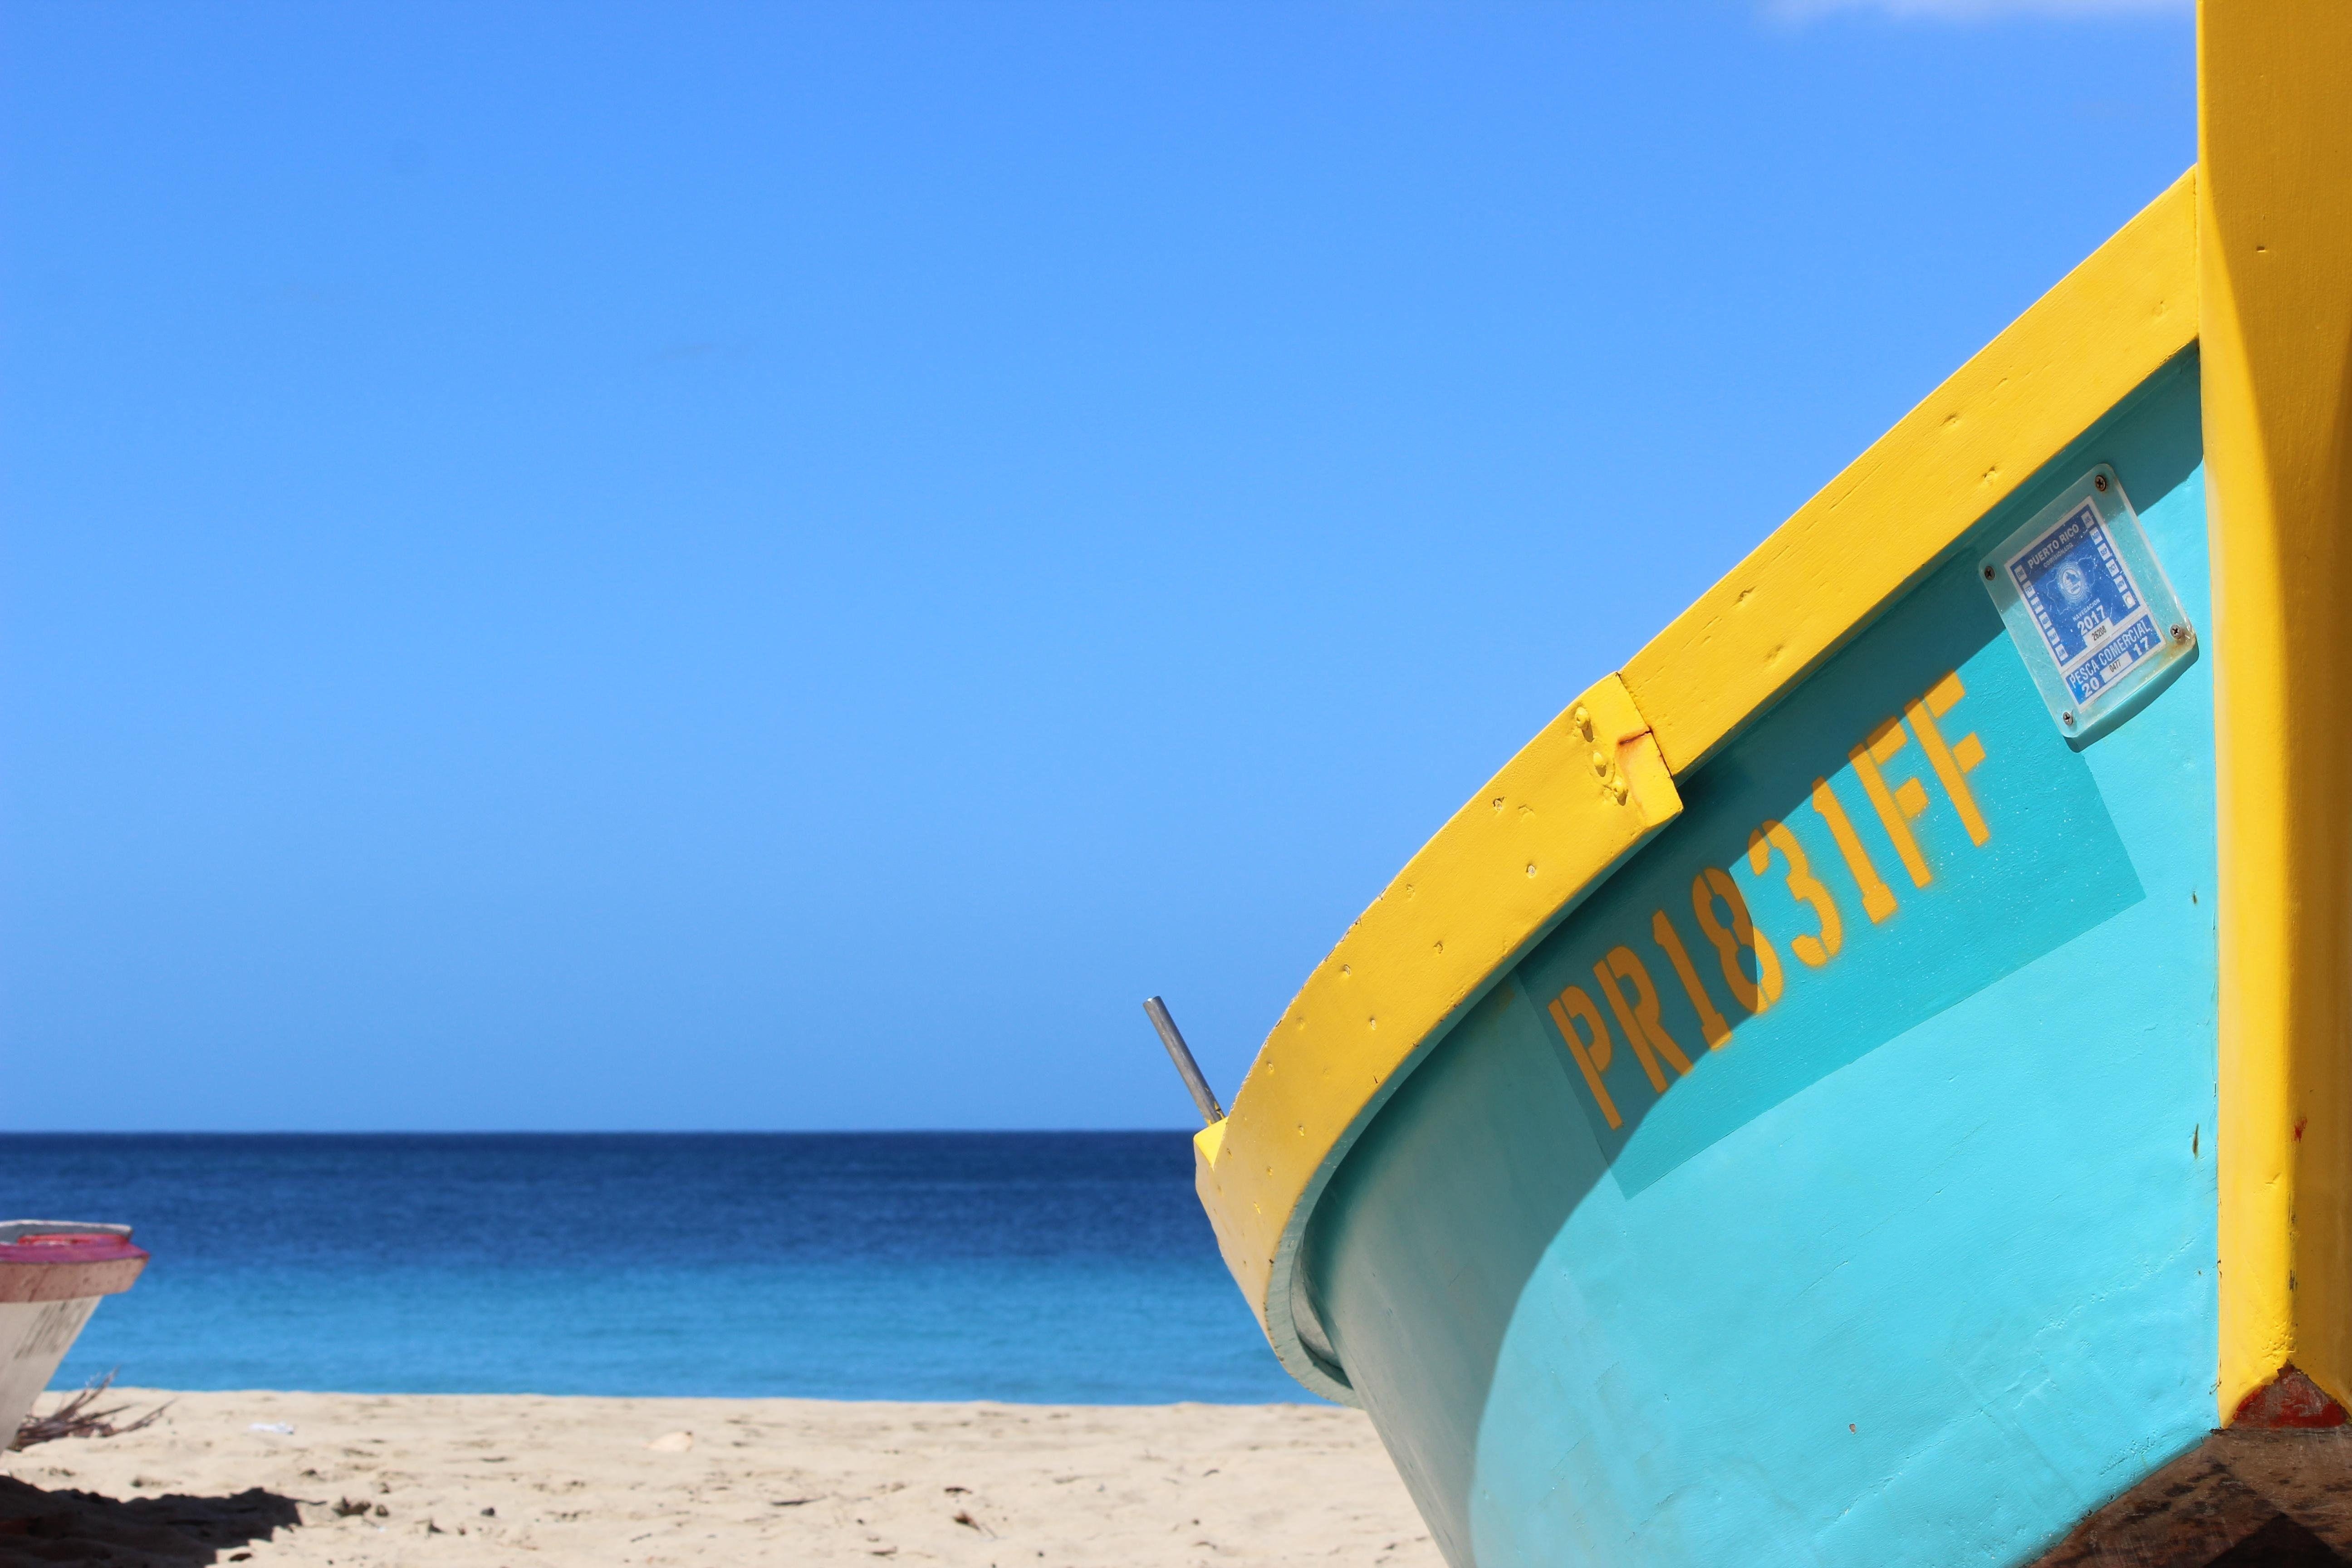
[{"left": 2203, "top": 0, "right": 2352, "bottom": 1420}]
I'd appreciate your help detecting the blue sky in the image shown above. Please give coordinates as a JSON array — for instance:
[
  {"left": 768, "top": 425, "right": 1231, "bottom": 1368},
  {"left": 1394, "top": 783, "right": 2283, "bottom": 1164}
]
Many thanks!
[{"left": 0, "top": 2, "right": 2193, "bottom": 1130}]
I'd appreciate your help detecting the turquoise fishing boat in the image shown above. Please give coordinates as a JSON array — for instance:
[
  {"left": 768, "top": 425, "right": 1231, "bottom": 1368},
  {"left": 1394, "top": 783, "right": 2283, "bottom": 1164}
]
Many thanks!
[{"left": 1171, "top": 9, "right": 2352, "bottom": 1564}]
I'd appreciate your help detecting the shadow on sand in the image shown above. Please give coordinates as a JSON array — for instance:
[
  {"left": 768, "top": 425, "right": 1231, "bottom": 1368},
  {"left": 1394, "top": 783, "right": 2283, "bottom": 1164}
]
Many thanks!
[{"left": 0, "top": 1475, "right": 300, "bottom": 1566}]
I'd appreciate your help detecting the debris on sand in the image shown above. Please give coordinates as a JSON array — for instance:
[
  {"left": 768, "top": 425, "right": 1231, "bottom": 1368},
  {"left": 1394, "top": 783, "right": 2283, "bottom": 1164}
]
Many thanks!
[{"left": 10, "top": 1372, "right": 169, "bottom": 1451}]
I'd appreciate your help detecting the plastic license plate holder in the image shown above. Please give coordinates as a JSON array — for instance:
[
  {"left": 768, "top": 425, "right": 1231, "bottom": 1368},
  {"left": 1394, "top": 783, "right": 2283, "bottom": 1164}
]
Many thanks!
[{"left": 1980, "top": 465, "right": 2196, "bottom": 748}]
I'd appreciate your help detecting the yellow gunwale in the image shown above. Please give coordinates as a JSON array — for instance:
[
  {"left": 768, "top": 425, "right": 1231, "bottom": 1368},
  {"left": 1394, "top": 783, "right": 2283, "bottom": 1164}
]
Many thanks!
[{"left": 1196, "top": 170, "right": 2201, "bottom": 1400}]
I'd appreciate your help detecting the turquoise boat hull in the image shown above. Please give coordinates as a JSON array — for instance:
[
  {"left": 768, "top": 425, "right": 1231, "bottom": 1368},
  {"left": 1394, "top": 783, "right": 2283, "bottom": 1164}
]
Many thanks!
[
  {"left": 1296, "top": 361, "right": 2221, "bottom": 1566},
  {"left": 1191, "top": 27, "right": 2352, "bottom": 1552}
]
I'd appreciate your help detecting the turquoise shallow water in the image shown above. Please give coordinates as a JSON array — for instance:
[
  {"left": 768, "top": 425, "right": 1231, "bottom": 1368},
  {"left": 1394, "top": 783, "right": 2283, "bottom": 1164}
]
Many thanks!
[{"left": 0, "top": 1133, "right": 1300, "bottom": 1403}]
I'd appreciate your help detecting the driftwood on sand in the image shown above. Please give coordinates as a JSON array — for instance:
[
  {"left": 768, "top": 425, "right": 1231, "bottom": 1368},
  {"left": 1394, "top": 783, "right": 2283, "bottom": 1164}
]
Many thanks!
[{"left": 9, "top": 1371, "right": 168, "bottom": 1451}]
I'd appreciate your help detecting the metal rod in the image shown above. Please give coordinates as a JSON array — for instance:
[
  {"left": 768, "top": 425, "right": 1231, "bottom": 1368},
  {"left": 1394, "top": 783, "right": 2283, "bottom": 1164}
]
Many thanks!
[{"left": 1143, "top": 996, "right": 1225, "bottom": 1126}]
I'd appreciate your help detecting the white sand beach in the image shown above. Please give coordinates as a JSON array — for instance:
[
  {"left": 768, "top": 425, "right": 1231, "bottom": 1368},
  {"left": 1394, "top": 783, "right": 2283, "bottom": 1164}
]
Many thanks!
[{"left": 0, "top": 1389, "right": 1441, "bottom": 1566}]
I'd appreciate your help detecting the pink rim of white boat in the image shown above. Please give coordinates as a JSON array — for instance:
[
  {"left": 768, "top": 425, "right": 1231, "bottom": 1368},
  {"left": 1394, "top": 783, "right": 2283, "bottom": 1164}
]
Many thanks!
[{"left": 0, "top": 1234, "right": 148, "bottom": 1305}]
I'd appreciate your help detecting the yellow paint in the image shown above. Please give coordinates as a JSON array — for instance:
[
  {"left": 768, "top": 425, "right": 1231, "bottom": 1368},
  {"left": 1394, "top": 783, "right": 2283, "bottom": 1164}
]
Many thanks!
[
  {"left": 1199, "top": 161, "right": 2206, "bottom": 1387},
  {"left": 1812, "top": 779, "right": 1897, "bottom": 923},
  {"left": 1749, "top": 821, "right": 1841, "bottom": 966},
  {"left": 1593, "top": 947, "right": 1695, "bottom": 1089},
  {"left": 1850, "top": 720, "right": 1934, "bottom": 889},
  {"left": 1191, "top": 672, "right": 1679, "bottom": 1382},
  {"left": 1653, "top": 908, "right": 1732, "bottom": 1049},
  {"left": 2202, "top": 1, "right": 2352, "bottom": 1421},
  {"left": 1906, "top": 674, "right": 1991, "bottom": 847},
  {"left": 1692, "top": 867, "right": 1781, "bottom": 1015},
  {"left": 1192, "top": 1117, "right": 1224, "bottom": 1164},
  {"left": 1622, "top": 173, "right": 2197, "bottom": 774},
  {"left": 1551, "top": 987, "right": 1625, "bottom": 1129}
]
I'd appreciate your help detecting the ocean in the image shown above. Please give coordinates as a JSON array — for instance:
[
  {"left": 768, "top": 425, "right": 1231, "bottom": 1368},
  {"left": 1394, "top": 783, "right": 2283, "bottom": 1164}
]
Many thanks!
[{"left": 0, "top": 1133, "right": 1305, "bottom": 1405}]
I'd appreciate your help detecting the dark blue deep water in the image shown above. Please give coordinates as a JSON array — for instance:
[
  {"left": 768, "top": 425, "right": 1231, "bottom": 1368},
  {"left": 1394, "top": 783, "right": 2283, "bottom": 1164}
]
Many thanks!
[{"left": 0, "top": 1134, "right": 1303, "bottom": 1403}]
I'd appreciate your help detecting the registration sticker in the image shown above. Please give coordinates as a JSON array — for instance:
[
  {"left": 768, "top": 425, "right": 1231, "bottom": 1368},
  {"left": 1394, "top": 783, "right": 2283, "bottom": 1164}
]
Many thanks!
[
  {"left": 1981, "top": 466, "right": 2195, "bottom": 745},
  {"left": 2005, "top": 499, "right": 2161, "bottom": 703}
]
